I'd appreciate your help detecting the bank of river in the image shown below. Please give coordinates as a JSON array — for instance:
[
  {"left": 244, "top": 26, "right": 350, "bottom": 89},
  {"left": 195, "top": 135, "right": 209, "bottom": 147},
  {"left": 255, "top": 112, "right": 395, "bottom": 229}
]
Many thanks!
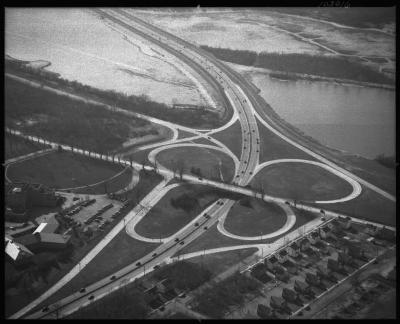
[{"left": 247, "top": 71, "right": 395, "bottom": 159}]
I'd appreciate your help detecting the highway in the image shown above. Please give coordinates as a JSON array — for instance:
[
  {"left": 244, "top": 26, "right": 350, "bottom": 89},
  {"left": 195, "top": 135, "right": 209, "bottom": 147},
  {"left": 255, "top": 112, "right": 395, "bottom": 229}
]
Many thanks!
[{"left": 12, "top": 8, "right": 395, "bottom": 319}]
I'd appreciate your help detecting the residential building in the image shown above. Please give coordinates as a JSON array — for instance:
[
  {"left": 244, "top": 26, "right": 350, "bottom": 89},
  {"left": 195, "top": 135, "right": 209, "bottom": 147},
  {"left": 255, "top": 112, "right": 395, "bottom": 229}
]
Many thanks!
[
  {"left": 277, "top": 249, "right": 288, "bottom": 263},
  {"left": 338, "top": 216, "right": 352, "bottom": 229},
  {"left": 265, "top": 255, "right": 278, "bottom": 270},
  {"left": 287, "top": 242, "right": 299, "bottom": 257},
  {"left": 365, "top": 224, "right": 379, "bottom": 236},
  {"left": 299, "top": 238, "right": 310, "bottom": 251},
  {"left": 308, "top": 231, "right": 321, "bottom": 244}
]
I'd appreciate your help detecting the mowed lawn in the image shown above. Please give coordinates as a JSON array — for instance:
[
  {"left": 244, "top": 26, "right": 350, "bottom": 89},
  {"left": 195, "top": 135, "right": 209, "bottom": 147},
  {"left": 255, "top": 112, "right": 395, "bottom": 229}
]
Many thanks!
[
  {"left": 187, "top": 248, "right": 258, "bottom": 277},
  {"left": 37, "top": 231, "right": 159, "bottom": 309},
  {"left": 5, "top": 133, "right": 49, "bottom": 160},
  {"left": 224, "top": 198, "right": 287, "bottom": 237},
  {"left": 252, "top": 162, "right": 353, "bottom": 201},
  {"left": 135, "top": 184, "right": 219, "bottom": 239},
  {"left": 212, "top": 120, "right": 243, "bottom": 160},
  {"left": 7, "top": 151, "right": 127, "bottom": 190},
  {"left": 156, "top": 146, "right": 235, "bottom": 182}
]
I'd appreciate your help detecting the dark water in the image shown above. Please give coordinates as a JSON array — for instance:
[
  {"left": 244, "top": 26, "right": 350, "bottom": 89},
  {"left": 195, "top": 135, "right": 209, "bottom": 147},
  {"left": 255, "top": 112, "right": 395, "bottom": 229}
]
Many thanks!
[{"left": 252, "top": 74, "right": 395, "bottom": 159}]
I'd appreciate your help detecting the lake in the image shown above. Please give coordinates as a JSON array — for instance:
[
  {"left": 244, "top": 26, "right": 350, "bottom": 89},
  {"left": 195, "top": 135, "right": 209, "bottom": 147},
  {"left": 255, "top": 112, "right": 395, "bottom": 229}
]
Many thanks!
[{"left": 249, "top": 73, "right": 395, "bottom": 159}]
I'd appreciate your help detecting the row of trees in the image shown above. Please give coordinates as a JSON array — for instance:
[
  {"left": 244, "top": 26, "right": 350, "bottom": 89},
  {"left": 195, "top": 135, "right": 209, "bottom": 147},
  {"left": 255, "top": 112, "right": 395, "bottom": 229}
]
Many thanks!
[
  {"left": 375, "top": 154, "right": 396, "bottom": 169},
  {"left": 201, "top": 45, "right": 393, "bottom": 84}
]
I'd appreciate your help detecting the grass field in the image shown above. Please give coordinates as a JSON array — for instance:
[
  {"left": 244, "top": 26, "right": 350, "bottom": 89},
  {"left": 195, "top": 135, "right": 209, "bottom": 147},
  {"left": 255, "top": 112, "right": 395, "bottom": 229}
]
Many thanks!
[
  {"left": 135, "top": 184, "right": 220, "bottom": 239},
  {"left": 187, "top": 248, "right": 258, "bottom": 276},
  {"left": 73, "top": 167, "right": 133, "bottom": 195},
  {"left": 156, "top": 146, "right": 235, "bottom": 182},
  {"left": 6, "top": 151, "right": 129, "bottom": 192},
  {"left": 257, "top": 120, "right": 315, "bottom": 163},
  {"left": 212, "top": 120, "right": 243, "bottom": 160},
  {"left": 176, "top": 207, "right": 317, "bottom": 255},
  {"left": 252, "top": 161, "right": 353, "bottom": 202},
  {"left": 36, "top": 231, "right": 160, "bottom": 310},
  {"left": 223, "top": 198, "right": 287, "bottom": 237},
  {"left": 310, "top": 186, "right": 396, "bottom": 227},
  {"left": 5, "top": 133, "right": 50, "bottom": 160}
]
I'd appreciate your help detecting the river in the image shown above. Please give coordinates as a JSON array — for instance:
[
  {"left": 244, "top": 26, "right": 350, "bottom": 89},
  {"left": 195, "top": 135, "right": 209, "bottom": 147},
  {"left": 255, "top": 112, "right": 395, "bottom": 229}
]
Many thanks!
[{"left": 249, "top": 73, "right": 395, "bottom": 159}]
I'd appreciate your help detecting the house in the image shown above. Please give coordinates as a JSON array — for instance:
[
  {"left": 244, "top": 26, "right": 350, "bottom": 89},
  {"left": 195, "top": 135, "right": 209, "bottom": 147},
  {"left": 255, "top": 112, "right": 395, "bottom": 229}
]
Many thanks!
[
  {"left": 375, "top": 227, "right": 396, "bottom": 243},
  {"left": 287, "top": 242, "right": 300, "bottom": 257},
  {"left": 299, "top": 238, "right": 310, "bottom": 251},
  {"left": 327, "top": 258, "right": 347, "bottom": 275},
  {"left": 294, "top": 280, "right": 313, "bottom": 296},
  {"left": 277, "top": 249, "right": 288, "bottom": 263},
  {"left": 282, "top": 288, "right": 302, "bottom": 306},
  {"left": 341, "top": 239, "right": 363, "bottom": 259},
  {"left": 317, "top": 264, "right": 338, "bottom": 283},
  {"left": 320, "top": 226, "right": 336, "bottom": 240},
  {"left": 265, "top": 255, "right": 278, "bottom": 270},
  {"left": 257, "top": 304, "right": 274, "bottom": 319},
  {"left": 314, "top": 240, "right": 328, "bottom": 253},
  {"left": 338, "top": 216, "right": 352, "bottom": 229},
  {"left": 308, "top": 231, "right": 321, "bottom": 244},
  {"left": 270, "top": 296, "right": 287, "bottom": 310},
  {"left": 5, "top": 236, "right": 34, "bottom": 266},
  {"left": 282, "top": 260, "right": 297, "bottom": 275},
  {"left": 305, "top": 272, "right": 320, "bottom": 285},
  {"left": 364, "top": 224, "right": 379, "bottom": 236},
  {"left": 327, "top": 219, "right": 340, "bottom": 230}
]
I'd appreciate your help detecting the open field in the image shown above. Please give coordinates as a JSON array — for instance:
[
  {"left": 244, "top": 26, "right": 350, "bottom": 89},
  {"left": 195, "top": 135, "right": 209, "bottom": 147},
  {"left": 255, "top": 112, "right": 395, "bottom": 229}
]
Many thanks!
[
  {"left": 6, "top": 151, "right": 128, "bottom": 193},
  {"left": 310, "top": 186, "right": 396, "bottom": 227},
  {"left": 187, "top": 248, "right": 258, "bottom": 277},
  {"left": 257, "top": 120, "right": 315, "bottom": 163},
  {"left": 156, "top": 146, "right": 235, "bottom": 182},
  {"left": 5, "top": 77, "right": 161, "bottom": 154},
  {"left": 224, "top": 199, "right": 287, "bottom": 237},
  {"left": 252, "top": 161, "right": 353, "bottom": 202},
  {"left": 176, "top": 207, "right": 316, "bottom": 256},
  {"left": 5, "top": 133, "right": 50, "bottom": 160},
  {"left": 40, "top": 231, "right": 160, "bottom": 309},
  {"left": 212, "top": 120, "right": 243, "bottom": 160},
  {"left": 135, "top": 184, "right": 220, "bottom": 239},
  {"left": 5, "top": 8, "right": 209, "bottom": 108},
  {"left": 73, "top": 167, "right": 133, "bottom": 195}
]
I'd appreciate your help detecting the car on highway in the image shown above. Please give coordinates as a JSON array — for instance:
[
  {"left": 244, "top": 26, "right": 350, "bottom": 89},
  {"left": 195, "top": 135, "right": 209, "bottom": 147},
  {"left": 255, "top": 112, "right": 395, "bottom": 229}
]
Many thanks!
[
  {"left": 136, "top": 262, "right": 141, "bottom": 267},
  {"left": 174, "top": 238, "right": 179, "bottom": 242},
  {"left": 110, "top": 275, "right": 117, "bottom": 281},
  {"left": 194, "top": 222, "right": 199, "bottom": 227},
  {"left": 88, "top": 295, "right": 95, "bottom": 301},
  {"left": 179, "top": 241, "right": 184, "bottom": 245},
  {"left": 152, "top": 253, "right": 157, "bottom": 257},
  {"left": 198, "top": 177, "right": 203, "bottom": 180},
  {"left": 79, "top": 287, "right": 86, "bottom": 293},
  {"left": 204, "top": 226, "right": 208, "bottom": 230}
]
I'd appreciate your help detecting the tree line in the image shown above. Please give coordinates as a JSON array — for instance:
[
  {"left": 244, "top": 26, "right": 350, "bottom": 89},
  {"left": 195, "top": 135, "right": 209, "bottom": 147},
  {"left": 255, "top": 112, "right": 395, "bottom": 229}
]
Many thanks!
[{"left": 200, "top": 45, "right": 393, "bottom": 85}]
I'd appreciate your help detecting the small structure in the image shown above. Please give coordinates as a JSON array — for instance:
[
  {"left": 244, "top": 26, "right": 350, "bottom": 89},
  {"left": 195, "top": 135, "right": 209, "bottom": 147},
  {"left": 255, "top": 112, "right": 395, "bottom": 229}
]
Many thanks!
[
  {"left": 338, "top": 216, "right": 352, "bottom": 229},
  {"left": 5, "top": 236, "right": 34, "bottom": 266},
  {"left": 327, "top": 219, "right": 340, "bottom": 230},
  {"left": 320, "top": 226, "right": 336, "bottom": 240},
  {"left": 257, "top": 304, "right": 274, "bottom": 319},
  {"left": 375, "top": 227, "right": 396, "bottom": 243},
  {"left": 265, "top": 255, "right": 278, "bottom": 270},
  {"left": 364, "top": 224, "right": 379, "bottom": 236},
  {"left": 282, "top": 287, "right": 303, "bottom": 306},
  {"left": 308, "top": 231, "right": 321, "bottom": 244},
  {"left": 299, "top": 238, "right": 310, "bottom": 251},
  {"left": 277, "top": 249, "right": 288, "bottom": 263},
  {"left": 294, "top": 280, "right": 314, "bottom": 296},
  {"left": 282, "top": 260, "right": 298, "bottom": 275},
  {"left": 341, "top": 239, "right": 364, "bottom": 259},
  {"left": 270, "top": 296, "right": 288, "bottom": 312},
  {"left": 287, "top": 242, "right": 300, "bottom": 257}
]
